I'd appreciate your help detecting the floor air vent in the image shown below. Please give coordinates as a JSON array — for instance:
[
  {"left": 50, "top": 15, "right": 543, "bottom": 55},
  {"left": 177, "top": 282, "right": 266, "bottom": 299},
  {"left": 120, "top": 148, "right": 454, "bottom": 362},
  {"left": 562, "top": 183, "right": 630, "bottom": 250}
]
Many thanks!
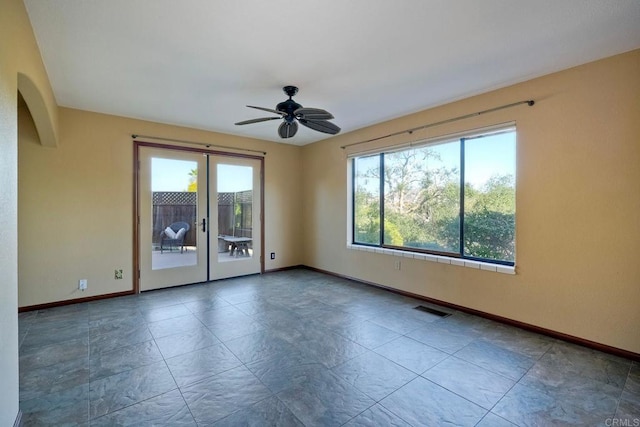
[{"left": 414, "top": 305, "right": 451, "bottom": 318}]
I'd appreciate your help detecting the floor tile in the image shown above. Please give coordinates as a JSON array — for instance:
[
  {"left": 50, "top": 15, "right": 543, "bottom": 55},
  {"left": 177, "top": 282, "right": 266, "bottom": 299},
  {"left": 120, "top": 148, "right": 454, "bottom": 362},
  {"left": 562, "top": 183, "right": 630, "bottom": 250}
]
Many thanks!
[
  {"left": 88, "top": 295, "right": 139, "bottom": 312},
  {"left": 521, "top": 356, "right": 624, "bottom": 402},
  {"left": 615, "top": 389, "right": 640, "bottom": 424},
  {"left": 481, "top": 323, "right": 555, "bottom": 359},
  {"left": 175, "top": 285, "right": 217, "bottom": 303},
  {"left": 89, "top": 339, "right": 163, "bottom": 381},
  {"left": 368, "top": 308, "right": 438, "bottom": 335},
  {"left": 380, "top": 376, "right": 486, "bottom": 426},
  {"left": 534, "top": 341, "right": 631, "bottom": 389},
  {"left": 234, "top": 299, "right": 284, "bottom": 317},
  {"left": 303, "top": 304, "right": 362, "bottom": 329},
  {"left": 333, "top": 320, "right": 402, "bottom": 350},
  {"left": 246, "top": 354, "right": 328, "bottom": 394},
  {"left": 441, "top": 312, "right": 493, "bottom": 334},
  {"left": 21, "top": 323, "right": 88, "bottom": 351},
  {"left": 90, "top": 389, "right": 196, "bottom": 426},
  {"left": 88, "top": 305, "right": 141, "bottom": 326},
  {"left": 206, "top": 317, "right": 267, "bottom": 342},
  {"left": 374, "top": 336, "right": 448, "bottom": 374},
  {"left": 20, "top": 383, "right": 89, "bottom": 427},
  {"left": 493, "top": 382, "right": 618, "bottom": 427},
  {"left": 18, "top": 310, "right": 38, "bottom": 323},
  {"left": 406, "top": 321, "right": 478, "bottom": 354},
  {"left": 19, "top": 336, "right": 88, "bottom": 371},
  {"left": 258, "top": 309, "right": 307, "bottom": 335},
  {"left": 89, "top": 313, "right": 146, "bottom": 336},
  {"left": 154, "top": 326, "right": 220, "bottom": 359},
  {"left": 147, "top": 313, "right": 206, "bottom": 339},
  {"left": 166, "top": 343, "right": 243, "bottom": 387},
  {"left": 24, "top": 313, "right": 88, "bottom": 330},
  {"left": 476, "top": 412, "right": 517, "bottom": 427},
  {"left": 343, "top": 403, "right": 412, "bottom": 426},
  {"left": 332, "top": 351, "right": 417, "bottom": 401},
  {"left": 20, "top": 357, "right": 89, "bottom": 402},
  {"left": 183, "top": 296, "right": 231, "bottom": 314},
  {"left": 181, "top": 366, "right": 273, "bottom": 425},
  {"left": 296, "top": 330, "right": 368, "bottom": 369},
  {"left": 18, "top": 330, "right": 27, "bottom": 350},
  {"left": 137, "top": 291, "right": 185, "bottom": 310},
  {"left": 212, "top": 396, "right": 304, "bottom": 426},
  {"left": 422, "top": 356, "right": 515, "bottom": 409},
  {"left": 89, "top": 323, "right": 152, "bottom": 355},
  {"left": 455, "top": 339, "right": 536, "bottom": 381},
  {"left": 625, "top": 362, "right": 640, "bottom": 395},
  {"left": 35, "top": 303, "right": 88, "bottom": 320},
  {"left": 89, "top": 361, "right": 177, "bottom": 419},
  {"left": 194, "top": 305, "right": 255, "bottom": 327},
  {"left": 224, "top": 330, "right": 301, "bottom": 364},
  {"left": 218, "top": 289, "right": 262, "bottom": 305},
  {"left": 140, "top": 303, "right": 192, "bottom": 323},
  {"left": 276, "top": 368, "right": 375, "bottom": 426}
]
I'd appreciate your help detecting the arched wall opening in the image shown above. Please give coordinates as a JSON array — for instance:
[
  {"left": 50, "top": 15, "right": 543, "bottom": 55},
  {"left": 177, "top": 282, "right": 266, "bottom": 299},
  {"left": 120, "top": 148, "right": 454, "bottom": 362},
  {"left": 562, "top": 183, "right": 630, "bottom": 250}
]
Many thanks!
[{"left": 17, "top": 72, "right": 57, "bottom": 147}]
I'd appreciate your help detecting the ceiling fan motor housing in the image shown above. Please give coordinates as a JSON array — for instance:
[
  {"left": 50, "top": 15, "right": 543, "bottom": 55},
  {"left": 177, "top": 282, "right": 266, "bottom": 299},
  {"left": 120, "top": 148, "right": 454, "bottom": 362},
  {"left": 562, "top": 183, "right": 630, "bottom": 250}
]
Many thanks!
[{"left": 276, "top": 99, "right": 302, "bottom": 122}]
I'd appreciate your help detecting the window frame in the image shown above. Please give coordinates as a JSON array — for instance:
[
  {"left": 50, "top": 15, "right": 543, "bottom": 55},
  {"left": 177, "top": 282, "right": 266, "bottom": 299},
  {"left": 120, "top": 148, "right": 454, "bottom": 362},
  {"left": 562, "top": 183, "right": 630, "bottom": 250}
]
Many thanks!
[{"left": 350, "top": 124, "right": 516, "bottom": 267}]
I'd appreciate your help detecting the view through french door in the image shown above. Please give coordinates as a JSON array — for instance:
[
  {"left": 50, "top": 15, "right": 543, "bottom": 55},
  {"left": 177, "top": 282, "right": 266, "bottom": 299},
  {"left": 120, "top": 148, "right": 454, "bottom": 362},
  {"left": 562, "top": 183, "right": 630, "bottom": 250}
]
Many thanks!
[{"left": 137, "top": 143, "right": 263, "bottom": 291}]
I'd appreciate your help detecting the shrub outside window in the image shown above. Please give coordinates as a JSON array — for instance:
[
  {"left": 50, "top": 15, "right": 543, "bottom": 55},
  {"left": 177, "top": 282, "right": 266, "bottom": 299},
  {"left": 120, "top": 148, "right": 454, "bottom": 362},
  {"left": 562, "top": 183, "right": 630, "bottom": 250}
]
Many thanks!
[{"left": 352, "top": 127, "right": 516, "bottom": 265}]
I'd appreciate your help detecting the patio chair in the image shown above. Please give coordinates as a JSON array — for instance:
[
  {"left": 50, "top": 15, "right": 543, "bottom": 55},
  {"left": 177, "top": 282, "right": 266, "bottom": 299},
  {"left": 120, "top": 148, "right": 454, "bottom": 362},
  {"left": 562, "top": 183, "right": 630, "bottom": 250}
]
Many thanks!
[{"left": 160, "top": 221, "right": 190, "bottom": 253}]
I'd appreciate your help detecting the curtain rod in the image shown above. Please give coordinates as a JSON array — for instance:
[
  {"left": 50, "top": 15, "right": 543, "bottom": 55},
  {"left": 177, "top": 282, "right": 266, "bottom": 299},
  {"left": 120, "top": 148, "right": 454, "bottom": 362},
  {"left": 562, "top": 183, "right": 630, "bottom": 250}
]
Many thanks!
[
  {"left": 340, "top": 99, "right": 534, "bottom": 150},
  {"left": 131, "top": 134, "right": 267, "bottom": 155}
]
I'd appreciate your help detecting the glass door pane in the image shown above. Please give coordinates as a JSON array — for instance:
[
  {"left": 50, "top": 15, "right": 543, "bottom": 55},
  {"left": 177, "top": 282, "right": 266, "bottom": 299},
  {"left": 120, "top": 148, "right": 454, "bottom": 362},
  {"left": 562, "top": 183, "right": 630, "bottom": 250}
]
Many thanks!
[
  {"left": 210, "top": 157, "right": 261, "bottom": 280},
  {"left": 151, "top": 157, "right": 198, "bottom": 270},
  {"left": 139, "top": 146, "right": 207, "bottom": 291}
]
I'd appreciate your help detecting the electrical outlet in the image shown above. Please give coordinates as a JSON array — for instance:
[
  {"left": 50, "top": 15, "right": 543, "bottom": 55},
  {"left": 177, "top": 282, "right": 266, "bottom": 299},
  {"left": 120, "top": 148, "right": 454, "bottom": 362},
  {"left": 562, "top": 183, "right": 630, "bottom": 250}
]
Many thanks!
[
  {"left": 115, "top": 269, "right": 123, "bottom": 280},
  {"left": 394, "top": 260, "right": 401, "bottom": 270},
  {"left": 270, "top": 252, "right": 275, "bottom": 260},
  {"left": 79, "top": 279, "right": 87, "bottom": 291}
]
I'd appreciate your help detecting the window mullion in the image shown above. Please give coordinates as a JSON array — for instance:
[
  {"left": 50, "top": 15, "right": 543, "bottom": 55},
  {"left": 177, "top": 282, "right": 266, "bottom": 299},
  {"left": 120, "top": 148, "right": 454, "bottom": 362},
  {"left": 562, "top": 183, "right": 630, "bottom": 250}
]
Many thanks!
[
  {"left": 379, "top": 153, "right": 385, "bottom": 246},
  {"left": 459, "top": 138, "right": 466, "bottom": 257},
  {"left": 351, "top": 158, "right": 356, "bottom": 244}
]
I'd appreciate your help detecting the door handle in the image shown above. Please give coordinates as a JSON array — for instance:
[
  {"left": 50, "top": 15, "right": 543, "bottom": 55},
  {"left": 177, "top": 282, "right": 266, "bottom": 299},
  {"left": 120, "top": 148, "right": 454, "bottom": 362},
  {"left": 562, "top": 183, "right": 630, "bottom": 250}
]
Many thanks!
[{"left": 197, "top": 218, "right": 206, "bottom": 232}]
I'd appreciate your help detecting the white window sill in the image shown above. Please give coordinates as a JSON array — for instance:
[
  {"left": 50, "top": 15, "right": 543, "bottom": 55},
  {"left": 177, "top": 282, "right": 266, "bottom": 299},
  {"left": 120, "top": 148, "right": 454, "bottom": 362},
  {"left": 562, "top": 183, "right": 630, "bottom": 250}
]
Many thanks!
[{"left": 346, "top": 244, "right": 515, "bottom": 275}]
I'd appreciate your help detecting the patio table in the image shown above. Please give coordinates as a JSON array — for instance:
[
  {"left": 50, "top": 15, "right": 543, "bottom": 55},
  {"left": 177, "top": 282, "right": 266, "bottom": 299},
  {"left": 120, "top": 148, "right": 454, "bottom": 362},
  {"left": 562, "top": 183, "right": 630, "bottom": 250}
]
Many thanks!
[{"left": 223, "top": 236, "right": 252, "bottom": 256}]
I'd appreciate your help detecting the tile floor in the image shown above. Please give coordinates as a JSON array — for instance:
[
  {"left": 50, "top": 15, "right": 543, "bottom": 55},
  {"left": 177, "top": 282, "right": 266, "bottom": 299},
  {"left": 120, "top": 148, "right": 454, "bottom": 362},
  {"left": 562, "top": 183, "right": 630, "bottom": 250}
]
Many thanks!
[{"left": 18, "top": 269, "right": 640, "bottom": 426}]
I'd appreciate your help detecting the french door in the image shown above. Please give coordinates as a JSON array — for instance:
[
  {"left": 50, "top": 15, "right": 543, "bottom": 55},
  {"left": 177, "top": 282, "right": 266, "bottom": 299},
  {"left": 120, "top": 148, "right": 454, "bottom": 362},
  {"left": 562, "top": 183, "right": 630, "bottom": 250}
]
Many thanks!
[{"left": 137, "top": 144, "right": 262, "bottom": 291}]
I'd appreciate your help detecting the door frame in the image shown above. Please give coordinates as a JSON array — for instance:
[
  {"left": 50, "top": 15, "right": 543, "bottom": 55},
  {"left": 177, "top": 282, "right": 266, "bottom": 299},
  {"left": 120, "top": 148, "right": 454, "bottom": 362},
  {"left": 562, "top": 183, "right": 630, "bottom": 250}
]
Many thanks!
[{"left": 133, "top": 141, "right": 265, "bottom": 293}]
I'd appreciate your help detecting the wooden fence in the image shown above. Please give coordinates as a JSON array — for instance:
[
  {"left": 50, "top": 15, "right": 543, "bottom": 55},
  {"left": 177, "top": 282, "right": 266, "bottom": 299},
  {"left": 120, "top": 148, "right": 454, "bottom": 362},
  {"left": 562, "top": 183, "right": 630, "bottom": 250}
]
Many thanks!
[{"left": 152, "top": 191, "right": 252, "bottom": 246}]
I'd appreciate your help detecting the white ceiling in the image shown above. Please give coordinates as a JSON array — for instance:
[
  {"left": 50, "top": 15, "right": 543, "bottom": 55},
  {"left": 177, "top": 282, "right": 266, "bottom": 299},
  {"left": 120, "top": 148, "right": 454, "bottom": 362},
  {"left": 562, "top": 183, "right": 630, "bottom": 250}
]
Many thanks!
[{"left": 24, "top": 1, "right": 640, "bottom": 146}]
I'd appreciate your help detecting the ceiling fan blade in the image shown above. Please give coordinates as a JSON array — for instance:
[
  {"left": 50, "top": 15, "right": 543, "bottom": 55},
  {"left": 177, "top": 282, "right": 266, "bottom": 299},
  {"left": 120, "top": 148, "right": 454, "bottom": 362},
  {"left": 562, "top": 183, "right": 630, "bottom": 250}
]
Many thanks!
[
  {"left": 278, "top": 121, "right": 298, "bottom": 138},
  {"left": 294, "top": 107, "right": 334, "bottom": 120},
  {"left": 247, "top": 105, "right": 286, "bottom": 116},
  {"left": 298, "top": 119, "right": 341, "bottom": 135},
  {"left": 235, "top": 116, "right": 282, "bottom": 125}
]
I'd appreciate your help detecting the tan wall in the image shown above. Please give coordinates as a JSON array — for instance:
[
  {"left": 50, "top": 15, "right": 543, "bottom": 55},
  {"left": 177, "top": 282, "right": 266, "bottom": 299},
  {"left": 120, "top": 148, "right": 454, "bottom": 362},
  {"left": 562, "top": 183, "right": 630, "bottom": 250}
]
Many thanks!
[
  {"left": 18, "top": 107, "right": 302, "bottom": 307},
  {"left": 301, "top": 50, "right": 640, "bottom": 354},
  {"left": 1, "top": 0, "right": 59, "bottom": 423}
]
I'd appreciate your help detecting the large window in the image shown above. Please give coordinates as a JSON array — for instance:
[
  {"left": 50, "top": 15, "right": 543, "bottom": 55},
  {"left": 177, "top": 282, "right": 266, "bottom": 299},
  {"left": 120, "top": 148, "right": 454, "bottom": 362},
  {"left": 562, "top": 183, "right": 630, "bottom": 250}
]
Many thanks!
[{"left": 352, "top": 127, "right": 516, "bottom": 265}]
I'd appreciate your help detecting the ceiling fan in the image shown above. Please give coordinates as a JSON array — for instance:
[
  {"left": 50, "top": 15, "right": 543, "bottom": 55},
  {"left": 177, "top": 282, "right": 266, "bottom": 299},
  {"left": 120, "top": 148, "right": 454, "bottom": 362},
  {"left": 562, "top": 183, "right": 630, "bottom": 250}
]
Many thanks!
[{"left": 235, "top": 86, "right": 341, "bottom": 139}]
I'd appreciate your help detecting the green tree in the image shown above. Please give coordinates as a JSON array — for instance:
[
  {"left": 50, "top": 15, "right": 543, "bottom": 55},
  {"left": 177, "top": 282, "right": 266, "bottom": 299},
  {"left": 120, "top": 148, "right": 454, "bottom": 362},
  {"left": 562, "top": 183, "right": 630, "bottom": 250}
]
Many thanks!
[
  {"left": 187, "top": 168, "right": 197, "bottom": 192},
  {"left": 383, "top": 147, "right": 460, "bottom": 250},
  {"left": 463, "top": 210, "right": 515, "bottom": 261},
  {"left": 438, "top": 174, "right": 515, "bottom": 261},
  {"left": 354, "top": 186, "right": 381, "bottom": 244}
]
